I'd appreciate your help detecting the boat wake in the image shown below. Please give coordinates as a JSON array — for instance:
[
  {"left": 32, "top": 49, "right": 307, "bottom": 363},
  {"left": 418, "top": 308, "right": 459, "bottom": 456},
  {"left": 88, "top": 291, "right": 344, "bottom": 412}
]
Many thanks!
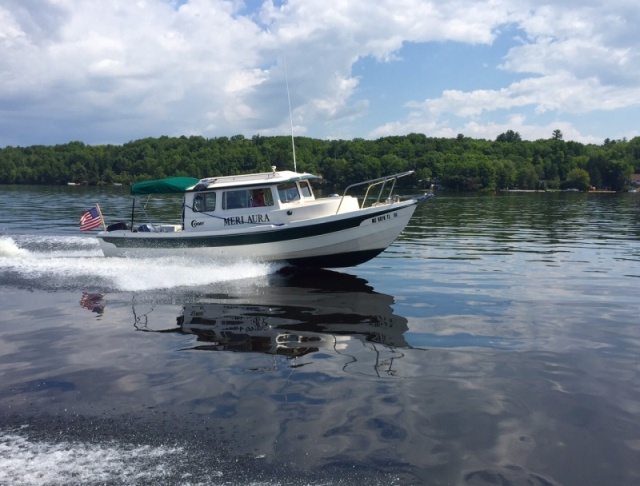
[
  {"left": 0, "top": 235, "right": 276, "bottom": 292},
  {"left": 0, "top": 428, "right": 193, "bottom": 486},
  {"left": 0, "top": 424, "right": 398, "bottom": 486}
]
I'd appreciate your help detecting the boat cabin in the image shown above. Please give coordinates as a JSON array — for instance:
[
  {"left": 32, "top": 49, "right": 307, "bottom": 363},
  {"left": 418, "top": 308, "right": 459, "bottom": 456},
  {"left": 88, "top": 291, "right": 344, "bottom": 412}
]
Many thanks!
[{"left": 181, "top": 169, "right": 351, "bottom": 232}]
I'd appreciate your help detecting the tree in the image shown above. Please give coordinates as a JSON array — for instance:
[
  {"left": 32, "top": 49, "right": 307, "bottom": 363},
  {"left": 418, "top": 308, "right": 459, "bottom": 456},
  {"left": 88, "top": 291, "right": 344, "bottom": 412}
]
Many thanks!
[
  {"left": 552, "top": 129, "right": 563, "bottom": 140},
  {"left": 562, "top": 168, "right": 591, "bottom": 191},
  {"left": 380, "top": 154, "right": 408, "bottom": 174},
  {"left": 496, "top": 130, "right": 522, "bottom": 143},
  {"left": 515, "top": 163, "right": 538, "bottom": 189},
  {"left": 495, "top": 159, "right": 516, "bottom": 189},
  {"left": 603, "top": 159, "right": 632, "bottom": 191}
]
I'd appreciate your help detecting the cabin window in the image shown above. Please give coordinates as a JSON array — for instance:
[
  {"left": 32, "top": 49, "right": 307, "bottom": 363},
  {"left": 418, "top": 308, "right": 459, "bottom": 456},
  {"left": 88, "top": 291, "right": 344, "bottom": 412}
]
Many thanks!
[
  {"left": 277, "top": 182, "right": 300, "bottom": 203},
  {"left": 223, "top": 188, "right": 275, "bottom": 209},
  {"left": 299, "top": 181, "right": 313, "bottom": 198},
  {"left": 193, "top": 192, "right": 216, "bottom": 212},
  {"left": 222, "top": 190, "right": 249, "bottom": 210}
]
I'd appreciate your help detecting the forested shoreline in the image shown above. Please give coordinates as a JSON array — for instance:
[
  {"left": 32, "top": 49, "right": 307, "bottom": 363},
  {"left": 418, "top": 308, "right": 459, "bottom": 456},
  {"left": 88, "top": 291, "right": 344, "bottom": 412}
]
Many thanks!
[{"left": 1, "top": 131, "right": 638, "bottom": 192}]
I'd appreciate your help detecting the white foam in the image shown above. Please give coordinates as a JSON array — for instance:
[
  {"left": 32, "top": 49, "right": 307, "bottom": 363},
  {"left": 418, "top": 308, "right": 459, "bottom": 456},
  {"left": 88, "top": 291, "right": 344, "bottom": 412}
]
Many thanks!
[
  {"left": 1, "top": 254, "right": 275, "bottom": 292},
  {"left": 103, "top": 256, "right": 275, "bottom": 291},
  {"left": 0, "top": 237, "right": 29, "bottom": 257},
  {"left": 0, "top": 429, "right": 215, "bottom": 485},
  {"left": 0, "top": 235, "right": 277, "bottom": 292}
]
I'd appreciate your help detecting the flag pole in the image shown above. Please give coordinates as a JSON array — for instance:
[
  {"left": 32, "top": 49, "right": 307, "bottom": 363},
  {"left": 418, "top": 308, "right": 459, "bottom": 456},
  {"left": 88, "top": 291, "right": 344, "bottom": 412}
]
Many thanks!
[{"left": 95, "top": 203, "right": 106, "bottom": 230}]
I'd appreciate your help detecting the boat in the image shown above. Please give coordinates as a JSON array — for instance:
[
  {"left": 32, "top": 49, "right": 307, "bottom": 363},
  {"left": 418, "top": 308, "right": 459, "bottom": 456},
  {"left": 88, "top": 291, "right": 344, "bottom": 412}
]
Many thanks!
[{"left": 96, "top": 167, "right": 431, "bottom": 268}]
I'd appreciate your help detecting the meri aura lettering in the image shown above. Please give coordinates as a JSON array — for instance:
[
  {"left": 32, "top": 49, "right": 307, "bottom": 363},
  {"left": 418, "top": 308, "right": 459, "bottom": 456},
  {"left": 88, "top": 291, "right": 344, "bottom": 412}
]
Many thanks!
[{"left": 224, "top": 214, "right": 271, "bottom": 226}]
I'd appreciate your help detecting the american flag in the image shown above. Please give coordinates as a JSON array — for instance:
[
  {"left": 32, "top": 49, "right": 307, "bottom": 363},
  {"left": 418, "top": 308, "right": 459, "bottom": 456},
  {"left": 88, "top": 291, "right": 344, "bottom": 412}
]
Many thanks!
[{"left": 80, "top": 206, "right": 102, "bottom": 231}]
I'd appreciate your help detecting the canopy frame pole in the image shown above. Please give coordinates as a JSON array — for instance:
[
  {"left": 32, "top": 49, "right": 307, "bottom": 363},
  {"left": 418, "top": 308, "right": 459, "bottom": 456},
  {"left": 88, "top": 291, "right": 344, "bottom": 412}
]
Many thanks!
[{"left": 130, "top": 198, "right": 135, "bottom": 231}]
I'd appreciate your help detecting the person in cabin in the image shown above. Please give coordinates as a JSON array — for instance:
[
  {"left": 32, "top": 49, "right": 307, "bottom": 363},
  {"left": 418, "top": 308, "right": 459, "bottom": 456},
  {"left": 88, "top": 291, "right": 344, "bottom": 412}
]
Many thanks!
[{"left": 251, "top": 189, "right": 266, "bottom": 207}]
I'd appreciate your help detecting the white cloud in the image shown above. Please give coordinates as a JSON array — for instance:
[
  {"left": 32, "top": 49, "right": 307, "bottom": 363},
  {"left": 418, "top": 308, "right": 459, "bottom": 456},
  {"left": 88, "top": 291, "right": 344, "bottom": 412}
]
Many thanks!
[
  {"left": 378, "top": 0, "right": 640, "bottom": 142},
  {"left": 408, "top": 73, "right": 638, "bottom": 118},
  {"left": 0, "top": 0, "right": 638, "bottom": 146}
]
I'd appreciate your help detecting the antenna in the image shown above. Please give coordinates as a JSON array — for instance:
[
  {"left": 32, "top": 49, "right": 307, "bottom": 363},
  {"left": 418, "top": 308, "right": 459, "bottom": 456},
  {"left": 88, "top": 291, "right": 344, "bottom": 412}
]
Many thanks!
[{"left": 284, "top": 58, "right": 297, "bottom": 172}]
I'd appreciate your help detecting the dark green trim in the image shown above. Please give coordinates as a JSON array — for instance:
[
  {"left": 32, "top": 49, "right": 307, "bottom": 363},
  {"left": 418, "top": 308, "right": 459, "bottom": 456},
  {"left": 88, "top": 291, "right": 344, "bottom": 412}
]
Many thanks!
[
  {"left": 284, "top": 249, "right": 385, "bottom": 268},
  {"left": 131, "top": 177, "right": 199, "bottom": 195},
  {"left": 101, "top": 203, "right": 415, "bottom": 249}
]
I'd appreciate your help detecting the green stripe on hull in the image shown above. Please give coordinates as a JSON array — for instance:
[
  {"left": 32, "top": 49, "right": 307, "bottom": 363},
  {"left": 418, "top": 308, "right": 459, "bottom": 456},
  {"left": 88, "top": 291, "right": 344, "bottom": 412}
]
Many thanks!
[{"left": 284, "top": 249, "right": 385, "bottom": 268}]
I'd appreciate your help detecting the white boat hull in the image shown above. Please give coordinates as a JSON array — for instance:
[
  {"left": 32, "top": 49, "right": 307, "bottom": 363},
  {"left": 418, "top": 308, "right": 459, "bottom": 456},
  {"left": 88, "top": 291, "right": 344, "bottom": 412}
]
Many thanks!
[{"left": 97, "top": 199, "right": 419, "bottom": 268}]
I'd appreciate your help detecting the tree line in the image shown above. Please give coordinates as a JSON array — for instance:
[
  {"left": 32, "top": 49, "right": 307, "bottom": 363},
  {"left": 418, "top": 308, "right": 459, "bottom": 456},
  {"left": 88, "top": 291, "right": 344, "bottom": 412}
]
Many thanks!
[{"left": 0, "top": 130, "right": 638, "bottom": 192}]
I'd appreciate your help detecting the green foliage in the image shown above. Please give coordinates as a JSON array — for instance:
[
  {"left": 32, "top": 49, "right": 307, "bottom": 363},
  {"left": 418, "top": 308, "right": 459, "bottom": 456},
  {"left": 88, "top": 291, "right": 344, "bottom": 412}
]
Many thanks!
[
  {"left": 0, "top": 134, "right": 637, "bottom": 192},
  {"left": 562, "top": 168, "right": 591, "bottom": 191},
  {"left": 496, "top": 130, "right": 522, "bottom": 143}
]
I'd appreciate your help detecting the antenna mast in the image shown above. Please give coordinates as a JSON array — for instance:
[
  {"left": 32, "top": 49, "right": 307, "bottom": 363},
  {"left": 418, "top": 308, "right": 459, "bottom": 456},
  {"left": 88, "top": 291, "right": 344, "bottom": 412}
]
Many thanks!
[{"left": 284, "top": 59, "right": 297, "bottom": 172}]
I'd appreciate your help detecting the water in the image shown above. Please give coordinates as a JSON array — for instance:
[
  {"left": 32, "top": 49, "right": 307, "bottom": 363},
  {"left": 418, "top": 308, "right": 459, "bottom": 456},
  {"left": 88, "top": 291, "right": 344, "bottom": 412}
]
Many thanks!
[{"left": 1, "top": 186, "right": 639, "bottom": 485}]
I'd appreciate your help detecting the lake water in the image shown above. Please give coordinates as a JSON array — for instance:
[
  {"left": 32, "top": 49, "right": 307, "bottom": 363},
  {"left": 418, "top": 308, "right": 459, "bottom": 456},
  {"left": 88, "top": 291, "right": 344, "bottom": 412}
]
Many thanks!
[{"left": 0, "top": 185, "right": 639, "bottom": 485}]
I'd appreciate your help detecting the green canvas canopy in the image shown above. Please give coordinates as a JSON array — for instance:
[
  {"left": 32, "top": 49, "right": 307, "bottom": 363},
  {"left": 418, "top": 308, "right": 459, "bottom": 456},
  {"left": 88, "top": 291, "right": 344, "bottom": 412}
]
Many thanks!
[{"left": 131, "top": 177, "right": 199, "bottom": 195}]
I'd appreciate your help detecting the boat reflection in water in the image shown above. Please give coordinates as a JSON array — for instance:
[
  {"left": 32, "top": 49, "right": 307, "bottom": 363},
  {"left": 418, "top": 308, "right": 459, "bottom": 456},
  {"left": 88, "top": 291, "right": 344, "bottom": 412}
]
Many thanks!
[{"left": 173, "top": 269, "right": 410, "bottom": 375}]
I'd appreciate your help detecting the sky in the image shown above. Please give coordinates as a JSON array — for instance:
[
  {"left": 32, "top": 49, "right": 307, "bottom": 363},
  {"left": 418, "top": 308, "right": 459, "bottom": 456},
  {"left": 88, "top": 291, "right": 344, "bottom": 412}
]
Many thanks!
[{"left": 1, "top": 0, "right": 639, "bottom": 148}]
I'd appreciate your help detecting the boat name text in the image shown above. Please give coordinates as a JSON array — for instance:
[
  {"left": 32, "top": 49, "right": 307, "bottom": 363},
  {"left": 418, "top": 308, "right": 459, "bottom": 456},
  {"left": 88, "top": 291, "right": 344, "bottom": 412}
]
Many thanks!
[{"left": 224, "top": 214, "right": 271, "bottom": 226}]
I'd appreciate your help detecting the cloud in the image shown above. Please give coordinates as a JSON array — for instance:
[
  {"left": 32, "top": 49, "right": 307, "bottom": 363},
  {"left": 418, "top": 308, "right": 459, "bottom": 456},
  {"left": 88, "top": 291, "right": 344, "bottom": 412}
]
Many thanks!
[
  {"left": 372, "top": 1, "right": 640, "bottom": 142},
  {"left": 0, "top": 0, "right": 638, "bottom": 146},
  {"left": 407, "top": 73, "right": 636, "bottom": 119}
]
